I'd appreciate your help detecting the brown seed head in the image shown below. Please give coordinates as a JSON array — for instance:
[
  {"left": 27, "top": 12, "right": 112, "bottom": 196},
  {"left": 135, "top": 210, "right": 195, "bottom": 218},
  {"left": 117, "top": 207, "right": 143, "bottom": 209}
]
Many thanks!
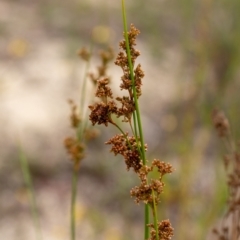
[
  {"left": 64, "top": 137, "right": 85, "bottom": 163},
  {"left": 78, "top": 47, "right": 90, "bottom": 61},
  {"left": 148, "top": 219, "right": 174, "bottom": 240},
  {"left": 89, "top": 101, "right": 117, "bottom": 126},
  {"left": 152, "top": 159, "right": 174, "bottom": 177},
  {"left": 68, "top": 99, "right": 80, "bottom": 128},
  {"left": 212, "top": 109, "right": 230, "bottom": 138}
]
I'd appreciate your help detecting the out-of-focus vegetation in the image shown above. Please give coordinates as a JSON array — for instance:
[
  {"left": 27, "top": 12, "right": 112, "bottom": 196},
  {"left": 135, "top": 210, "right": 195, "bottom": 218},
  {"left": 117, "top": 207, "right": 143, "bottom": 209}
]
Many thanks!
[{"left": 1, "top": 0, "right": 240, "bottom": 240}]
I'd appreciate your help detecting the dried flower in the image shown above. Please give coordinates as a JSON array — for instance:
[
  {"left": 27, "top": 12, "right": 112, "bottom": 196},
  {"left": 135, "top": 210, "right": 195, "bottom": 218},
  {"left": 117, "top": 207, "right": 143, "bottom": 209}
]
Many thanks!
[
  {"left": 212, "top": 109, "right": 230, "bottom": 137},
  {"left": 89, "top": 101, "right": 117, "bottom": 126},
  {"left": 95, "top": 78, "right": 113, "bottom": 99},
  {"left": 105, "top": 133, "right": 146, "bottom": 172},
  {"left": 68, "top": 99, "right": 81, "bottom": 128},
  {"left": 64, "top": 137, "right": 85, "bottom": 164},
  {"left": 212, "top": 109, "right": 240, "bottom": 240},
  {"left": 115, "top": 24, "right": 144, "bottom": 98},
  {"left": 89, "top": 47, "right": 114, "bottom": 85},
  {"left": 152, "top": 159, "right": 174, "bottom": 177},
  {"left": 148, "top": 220, "right": 174, "bottom": 240},
  {"left": 78, "top": 47, "right": 90, "bottom": 61}
]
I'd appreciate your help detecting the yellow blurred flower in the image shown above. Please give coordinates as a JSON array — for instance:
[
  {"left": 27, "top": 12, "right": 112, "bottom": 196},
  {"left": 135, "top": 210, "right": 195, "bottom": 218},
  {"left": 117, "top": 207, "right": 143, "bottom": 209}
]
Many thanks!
[
  {"left": 92, "top": 25, "right": 111, "bottom": 44},
  {"left": 7, "top": 39, "right": 28, "bottom": 58},
  {"left": 104, "top": 227, "right": 122, "bottom": 240}
]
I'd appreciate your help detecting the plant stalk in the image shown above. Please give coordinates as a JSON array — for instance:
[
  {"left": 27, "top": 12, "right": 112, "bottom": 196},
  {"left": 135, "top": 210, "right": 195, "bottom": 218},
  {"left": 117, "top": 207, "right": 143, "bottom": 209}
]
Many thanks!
[
  {"left": 121, "top": 1, "right": 150, "bottom": 239},
  {"left": 19, "top": 146, "right": 42, "bottom": 240},
  {"left": 71, "top": 165, "right": 79, "bottom": 240}
]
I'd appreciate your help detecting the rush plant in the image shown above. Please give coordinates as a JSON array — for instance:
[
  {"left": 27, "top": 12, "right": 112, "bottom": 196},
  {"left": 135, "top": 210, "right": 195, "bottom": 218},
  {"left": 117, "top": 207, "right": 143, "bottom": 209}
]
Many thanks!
[
  {"left": 212, "top": 109, "right": 240, "bottom": 240},
  {"left": 64, "top": 46, "right": 114, "bottom": 240},
  {"left": 88, "top": 1, "right": 174, "bottom": 239}
]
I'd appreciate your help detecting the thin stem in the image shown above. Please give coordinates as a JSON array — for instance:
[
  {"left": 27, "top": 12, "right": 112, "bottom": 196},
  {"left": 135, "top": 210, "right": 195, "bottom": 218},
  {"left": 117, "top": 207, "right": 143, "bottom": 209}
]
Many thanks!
[
  {"left": 19, "top": 145, "right": 42, "bottom": 240},
  {"left": 144, "top": 204, "right": 150, "bottom": 240},
  {"left": 78, "top": 43, "right": 93, "bottom": 139},
  {"left": 71, "top": 44, "right": 93, "bottom": 240},
  {"left": 121, "top": 1, "right": 150, "bottom": 239},
  {"left": 152, "top": 192, "right": 160, "bottom": 240},
  {"left": 121, "top": 0, "right": 146, "bottom": 165},
  {"left": 111, "top": 121, "right": 134, "bottom": 151},
  {"left": 80, "top": 44, "right": 93, "bottom": 115},
  {"left": 71, "top": 165, "right": 79, "bottom": 240}
]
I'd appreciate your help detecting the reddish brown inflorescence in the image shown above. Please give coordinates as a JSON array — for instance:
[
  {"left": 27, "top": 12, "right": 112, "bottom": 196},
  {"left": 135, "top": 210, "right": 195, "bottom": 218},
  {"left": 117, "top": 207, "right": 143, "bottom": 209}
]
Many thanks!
[{"left": 88, "top": 24, "right": 174, "bottom": 239}]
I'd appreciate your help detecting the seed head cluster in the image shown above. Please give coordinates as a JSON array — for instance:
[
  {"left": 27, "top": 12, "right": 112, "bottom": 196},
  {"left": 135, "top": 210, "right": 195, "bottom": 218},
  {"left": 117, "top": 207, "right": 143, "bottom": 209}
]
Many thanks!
[
  {"left": 64, "top": 99, "right": 85, "bottom": 168},
  {"left": 106, "top": 133, "right": 146, "bottom": 172},
  {"left": 212, "top": 109, "right": 240, "bottom": 240},
  {"left": 89, "top": 25, "right": 144, "bottom": 126},
  {"left": 130, "top": 160, "right": 173, "bottom": 206},
  {"left": 88, "top": 24, "right": 174, "bottom": 239},
  {"left": 212, "top": 109, "right": 230, "bottom": 138},
  {"left": 89, "top": 47, "right": 114, "bottom": 86},
  {"left": 148, "top": 220, "right": 174, "bottom": 240},
  {"left": 64, "top": 47, "right": 114, "bottom": 169}
]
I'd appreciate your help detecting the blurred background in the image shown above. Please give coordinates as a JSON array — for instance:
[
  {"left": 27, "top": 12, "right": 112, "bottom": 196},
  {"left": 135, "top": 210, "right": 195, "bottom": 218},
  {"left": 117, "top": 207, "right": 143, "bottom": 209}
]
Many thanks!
[{"left": 1, "top": 0, "right": 240, "bottom": 239}]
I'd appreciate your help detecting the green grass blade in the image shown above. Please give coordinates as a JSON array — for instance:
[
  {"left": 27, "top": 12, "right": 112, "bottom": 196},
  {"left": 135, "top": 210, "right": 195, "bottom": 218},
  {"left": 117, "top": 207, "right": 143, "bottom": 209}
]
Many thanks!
[
  {"left": 19, "top": 145, "right": 42, "bottom": 240},
  {"left": 71, "top": 166, "right": 79, "bottom": 240}
]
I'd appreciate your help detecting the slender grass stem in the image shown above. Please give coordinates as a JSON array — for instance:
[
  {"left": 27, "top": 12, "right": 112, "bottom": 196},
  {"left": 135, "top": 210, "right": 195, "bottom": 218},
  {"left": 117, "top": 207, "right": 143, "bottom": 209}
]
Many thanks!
[
  {"left": 80, "top": 44, "right": 93, "bottom": 112},
  {"left": 121, "top": 1, "right": 150, "bottom": 239},
  {"left": 71, "top": 44, "right": 93, "bottom": 240},
  {"left": 19, "top": 146, "right": 42, "bottom": 240},
  {"left": 121, "top": 0, "right": 146, "bottom": 164},
  {"left": 71, "top": 165, "right": 79, "bottom": 240},
  {"left": 111, "top": 121, "right": 135, "bottom": 151},
  {"left": 152, "top": 192, "right": 160, "bottom": 240},
  {"left": 79, "top": 43, "right": 93, "bottom": 138},
  {"left": 121, "top": 2, "right": 163, "bottom": 239}
]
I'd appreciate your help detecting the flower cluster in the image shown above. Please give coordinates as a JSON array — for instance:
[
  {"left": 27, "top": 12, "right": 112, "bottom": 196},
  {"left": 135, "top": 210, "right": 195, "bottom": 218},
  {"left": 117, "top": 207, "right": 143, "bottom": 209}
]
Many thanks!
[
  {"left": 212, "top": 109, "right": 240, "bottom": 240},
  {"left": 88, "top": 24, "right": 174, "bottom": 240},
  {"left": 106, "top": 133, "right": 147, "bottom": 172},
  {"left": 148, "top": 220, "right": 174, "bottom": 240},
  {"left": 130, "top": 160, "right": 173, "bottom": 206},
  {"left": 64, "top": 47, "right": 114, "bottom": 169},
  {"left": 64, "top": 99, "right": 85, "bottom": 168},
  {"left": 212, "top": 108, "right": 230, "bottom": 138},
  {"left": 89, "top": 47, "right": 114, "bottom": 85},
  {"left": 88, "top": 25, "right": 144, "bottom": 127}
]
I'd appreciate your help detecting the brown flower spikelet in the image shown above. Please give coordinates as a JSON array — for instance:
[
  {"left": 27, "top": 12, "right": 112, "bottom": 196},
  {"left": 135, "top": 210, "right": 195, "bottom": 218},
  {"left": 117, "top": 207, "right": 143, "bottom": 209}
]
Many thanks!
[
  {"left": 105, "top": 133, "right": 147, "bottom": 172},
  {"left": 68, "top": 99, "right": 81, "bottom": 128},
  {"left": 89, "top": 47, "right": 114, "bottom": 85},
  {"left": 152, "top": 159, "right": 174, "bottom": 177},
  {"left": 78, "top": 47, "right": 90, "bottom": 61},
  {"left": 95, "top": 78, "right": 113, "bottom": 99},
  {"left": 64, "top": 137, "right": 85, "bottom": 163},
  {"left": 89, "top": 101, "right": 117, "bottom": 126},
  {"left": 212, "top": 109, "right": 240, "bottom": 239},
  {"left": 115, "top": 24, "right": 143, "bottom": 98},
  {"left": 212, "top": 109, "right": 230, "bottom": 137},
  {"left": 148, "top": 220, "right": 174, "bottom": 240}
]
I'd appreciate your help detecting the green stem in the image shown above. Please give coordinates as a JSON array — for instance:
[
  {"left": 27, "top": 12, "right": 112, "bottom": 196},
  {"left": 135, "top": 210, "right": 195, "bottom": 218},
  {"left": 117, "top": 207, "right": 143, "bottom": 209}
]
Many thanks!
[
  {"left": 71, "top": 166, "right": 79, "bottom": 240},
  {"left": 111, "top": 121, "right": 135, "bottom": 151},
  {"left": 121, "top": 0, "right": 146, "bottom": 165},
  {"left": 121, "top": 1, "right": 150, "bottom": 239},
  {"left": 78, "top": 43, "right": 93, "bottom": 139},
  {"left": 80, "top": 43, "right": 93, "bottom": 113},
  {"left": 144, "top": 204, "right": 150, "bottom": 240},
  {"left": 19, "top": 145, "right": 42, "bottom": 240},
  {"left": 152, "top": 192, "right": 159, "bottom": 240}
]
